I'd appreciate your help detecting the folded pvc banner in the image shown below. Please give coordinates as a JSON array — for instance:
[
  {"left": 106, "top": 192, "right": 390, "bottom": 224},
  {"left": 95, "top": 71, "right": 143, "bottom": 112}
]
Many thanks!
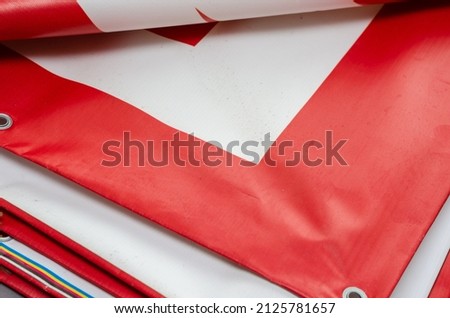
[
  {"left": 0, "top": 199, "right": 162, "bottom": 298},
  {"left": 0, "top": 1, "right": 449, "bottom": 298},
  {"left": 1, "top": 0, "right": 404, "bottom": 40}
]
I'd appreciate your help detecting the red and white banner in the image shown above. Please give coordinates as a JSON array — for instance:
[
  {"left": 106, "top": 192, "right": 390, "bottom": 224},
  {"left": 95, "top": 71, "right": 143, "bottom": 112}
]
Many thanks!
[
  {"left": 1, "top": 0, "right": 404, "bottom": 40},
  {"left": 0, "top": 1, "right": 449, "bottom": 298}
]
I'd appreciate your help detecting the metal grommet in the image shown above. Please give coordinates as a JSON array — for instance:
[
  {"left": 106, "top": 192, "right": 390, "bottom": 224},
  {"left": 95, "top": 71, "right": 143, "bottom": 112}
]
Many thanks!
[
  {"left": 343, "top": 287, "right": 367, "bottom": 298},
  {"left": 0, "top": 113, "right": 13, "bottom": 130},
  {"left": 0, "top": 232, "right": 12, "bottom": 242}
]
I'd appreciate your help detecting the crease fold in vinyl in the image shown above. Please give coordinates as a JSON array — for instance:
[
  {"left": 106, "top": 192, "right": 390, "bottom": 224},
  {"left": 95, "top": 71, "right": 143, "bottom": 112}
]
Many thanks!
[{"left": 0, "top": 0, "right": 449, "bottom": 298}]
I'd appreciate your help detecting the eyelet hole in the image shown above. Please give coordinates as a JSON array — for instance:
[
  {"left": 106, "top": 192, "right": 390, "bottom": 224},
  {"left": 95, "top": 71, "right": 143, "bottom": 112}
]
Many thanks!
[
  {"left": 0, "top": 113, "right": 13, "bottom": 130},
  {"left": 0, "top": 231, "right": 12, "bottom": 242},
  {"left": 343, "top": 287, "right": 367, "bottom": 298}
]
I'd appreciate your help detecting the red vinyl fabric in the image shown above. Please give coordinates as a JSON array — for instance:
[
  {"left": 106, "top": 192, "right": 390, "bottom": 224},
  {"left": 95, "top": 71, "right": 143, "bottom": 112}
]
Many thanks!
[
  {"left": 429, "top": 253, "right": 450, "bottom": 298},
  {"left": 0, "top": 2, "right": 449, "bottom": 298},
  {"left": 0, "top": 0, "right": 100, "bottom": 40},
  {"left": 0, "top": 199, "right": 163, "bottom": 298}
]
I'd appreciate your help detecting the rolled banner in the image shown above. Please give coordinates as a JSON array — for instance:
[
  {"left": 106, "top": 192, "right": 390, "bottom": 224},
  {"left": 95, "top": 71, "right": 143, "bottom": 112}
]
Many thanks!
[{"left": 0, "top": 0, "right": 405, "bottom": 40}]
